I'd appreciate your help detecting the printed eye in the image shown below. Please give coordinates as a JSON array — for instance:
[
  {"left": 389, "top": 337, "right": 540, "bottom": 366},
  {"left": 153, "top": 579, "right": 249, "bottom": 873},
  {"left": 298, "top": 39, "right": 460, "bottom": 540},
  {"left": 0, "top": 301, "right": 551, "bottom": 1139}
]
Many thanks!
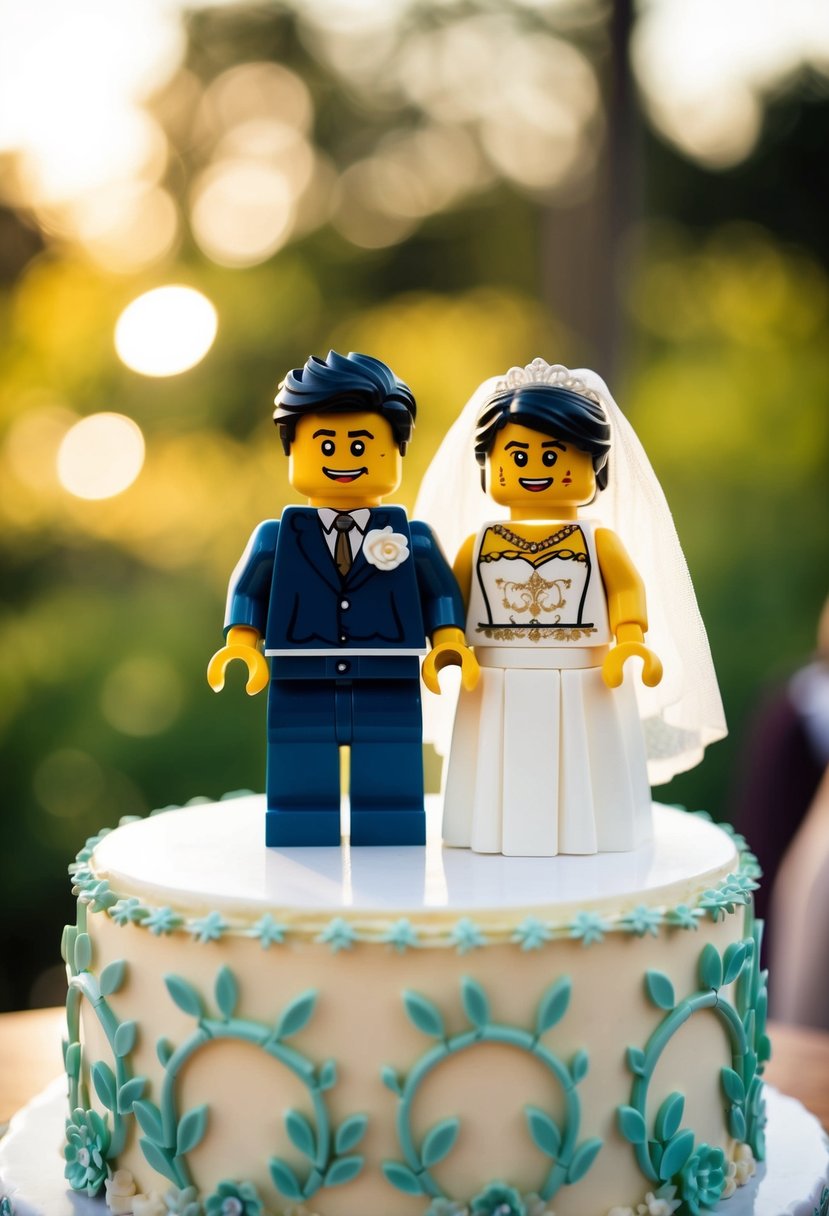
[
  {"left": 511, "top": 450, "right": 528, "bottom": 467},
  {"left": 350, "top": 440, "right": 365, "bottom": 457},
  {"left": 542, "top": 450, "right": 558, "bottom": 467},
  {"left": 321, "top": 439, "right": 335, "bottom": 456}
]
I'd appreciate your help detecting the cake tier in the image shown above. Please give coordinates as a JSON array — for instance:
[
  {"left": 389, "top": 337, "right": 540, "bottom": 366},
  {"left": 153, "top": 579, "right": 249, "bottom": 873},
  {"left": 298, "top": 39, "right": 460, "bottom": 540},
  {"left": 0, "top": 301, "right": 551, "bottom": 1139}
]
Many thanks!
[
  {"left": 63, "top": 796, "right": 769, "bottom": 1216},
  {"left": 9, "top": 1084, "right": 827, "bottom": 1216}
]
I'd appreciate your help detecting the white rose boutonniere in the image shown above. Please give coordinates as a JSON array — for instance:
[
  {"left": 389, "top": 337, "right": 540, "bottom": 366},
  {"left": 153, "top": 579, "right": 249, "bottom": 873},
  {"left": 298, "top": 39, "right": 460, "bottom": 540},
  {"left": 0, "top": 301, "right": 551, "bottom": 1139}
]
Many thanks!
[{"left": 363, "top": 526, "right": 410, "bottom": 571}]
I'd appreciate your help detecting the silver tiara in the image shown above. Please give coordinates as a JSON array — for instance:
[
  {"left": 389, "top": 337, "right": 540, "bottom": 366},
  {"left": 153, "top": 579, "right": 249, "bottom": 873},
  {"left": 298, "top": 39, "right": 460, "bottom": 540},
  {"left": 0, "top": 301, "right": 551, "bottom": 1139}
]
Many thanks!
[{"left": 494, "top": 359, "right": 604, "bottom": 406}]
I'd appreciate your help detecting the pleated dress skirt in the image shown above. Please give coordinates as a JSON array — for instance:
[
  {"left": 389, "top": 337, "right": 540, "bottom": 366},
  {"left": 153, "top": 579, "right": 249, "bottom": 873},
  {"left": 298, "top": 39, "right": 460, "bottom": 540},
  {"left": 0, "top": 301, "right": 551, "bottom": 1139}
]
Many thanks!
[{"left": 441, "top": 648, "right": 653, "bottom": 856}]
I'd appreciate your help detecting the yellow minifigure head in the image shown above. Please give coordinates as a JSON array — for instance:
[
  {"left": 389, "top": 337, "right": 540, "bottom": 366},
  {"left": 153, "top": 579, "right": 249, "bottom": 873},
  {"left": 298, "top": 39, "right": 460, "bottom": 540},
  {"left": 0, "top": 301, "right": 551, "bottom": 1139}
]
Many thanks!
[
  {"left": 273, "top": 351, "right": 415, "bottom": 508},
  {"left": 288, "top": 410, "right": 402, "bottom": 507},
  {"left": 475, "top": 381, "right": 610, "bottom": 517}
]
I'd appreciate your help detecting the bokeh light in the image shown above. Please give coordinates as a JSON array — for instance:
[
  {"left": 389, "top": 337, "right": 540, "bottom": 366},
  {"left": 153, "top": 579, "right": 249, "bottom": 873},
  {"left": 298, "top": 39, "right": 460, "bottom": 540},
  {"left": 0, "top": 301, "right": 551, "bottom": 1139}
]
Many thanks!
[
  {"left": 199, "top": 61, "right": 313, "bottom": 136},
  {"left": 33, "top": 748, "right": 106, "bottom": 820},
  {"left": 190, "top": 159, "right": 296, "bottom": 267},
  {"left": 633, "top": 0, "right": 829, "bottom": 167},
  {"left": 0, "top": 0, "right": 184, "bottom": 208},
  {"left": 71, "top": 184, "right": 179, "bottom": 274},
  {"left": 3, "top": 402, "right": 77, "bottom": 493},
  {"left": 100, "top": 655, "right": 184, "bottom": 737},
  {"left": 57, "top": 413, "right": 146, "bottom": 501},
  {"left": 114, "top": 286, "right": 218, "bottom": 376}
]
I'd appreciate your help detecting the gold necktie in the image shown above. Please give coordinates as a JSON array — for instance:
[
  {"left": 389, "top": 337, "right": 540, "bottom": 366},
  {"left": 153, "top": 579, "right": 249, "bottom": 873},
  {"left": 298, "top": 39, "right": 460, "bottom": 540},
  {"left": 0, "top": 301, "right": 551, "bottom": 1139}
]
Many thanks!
[{"left": 334, "top": 513, "right": 356, "bottom": 577}]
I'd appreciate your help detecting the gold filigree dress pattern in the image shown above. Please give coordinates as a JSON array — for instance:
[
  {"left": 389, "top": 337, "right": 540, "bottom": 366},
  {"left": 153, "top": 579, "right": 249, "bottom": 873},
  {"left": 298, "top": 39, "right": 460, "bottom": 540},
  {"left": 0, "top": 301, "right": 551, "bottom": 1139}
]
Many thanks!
[{"left": 473, "top": 523, "right": 600, "bottom": 644}]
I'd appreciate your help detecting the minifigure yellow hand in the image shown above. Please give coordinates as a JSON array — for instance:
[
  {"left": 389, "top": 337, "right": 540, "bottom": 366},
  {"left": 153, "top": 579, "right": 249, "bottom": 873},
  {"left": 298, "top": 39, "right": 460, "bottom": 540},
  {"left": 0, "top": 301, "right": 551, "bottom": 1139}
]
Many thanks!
[
  {"left": 422, "top": 627, "right": 480, "bottom": 694},
  {"left": 207, "top": 626, "right": 269, "bottom": 696},
  {"left": 602, "top": 623, "right": 663, "bottom": 689}
]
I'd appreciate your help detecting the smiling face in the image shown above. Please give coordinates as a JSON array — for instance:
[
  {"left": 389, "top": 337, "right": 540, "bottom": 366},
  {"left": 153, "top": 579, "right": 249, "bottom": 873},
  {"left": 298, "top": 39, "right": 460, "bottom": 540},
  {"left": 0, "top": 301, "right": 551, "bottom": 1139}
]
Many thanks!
[
  {"left": 289, "top": 410, "right": 403, "bottom": 507},
  {"left": 486, "top": 421, "right": 596, "bottom": 519}
]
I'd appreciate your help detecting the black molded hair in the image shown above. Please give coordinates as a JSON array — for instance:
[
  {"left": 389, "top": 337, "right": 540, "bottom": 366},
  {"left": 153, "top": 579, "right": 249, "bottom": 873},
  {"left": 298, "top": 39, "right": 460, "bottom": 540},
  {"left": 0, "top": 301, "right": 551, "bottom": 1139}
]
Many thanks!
[
  {"left": 474, "top": 383, "right": 611, "bottom": 492},
  {"left": 273, "top": 351, "right": 416, "bottom": 455}
]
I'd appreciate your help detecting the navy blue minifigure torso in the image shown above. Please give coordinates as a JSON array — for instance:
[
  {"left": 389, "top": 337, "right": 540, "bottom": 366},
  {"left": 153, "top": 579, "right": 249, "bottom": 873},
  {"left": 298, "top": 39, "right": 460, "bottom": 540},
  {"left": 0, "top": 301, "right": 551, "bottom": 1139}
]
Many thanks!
[{"left": 225, "top": 505, "right": 462, "bottom": 846}]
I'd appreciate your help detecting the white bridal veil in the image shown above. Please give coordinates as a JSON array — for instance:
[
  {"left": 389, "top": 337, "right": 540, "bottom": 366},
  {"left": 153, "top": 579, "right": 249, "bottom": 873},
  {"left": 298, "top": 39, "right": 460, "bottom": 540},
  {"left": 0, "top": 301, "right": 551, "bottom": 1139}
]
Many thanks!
[{"left": 415, "top": 360, "right": 726, "bottom": 784}]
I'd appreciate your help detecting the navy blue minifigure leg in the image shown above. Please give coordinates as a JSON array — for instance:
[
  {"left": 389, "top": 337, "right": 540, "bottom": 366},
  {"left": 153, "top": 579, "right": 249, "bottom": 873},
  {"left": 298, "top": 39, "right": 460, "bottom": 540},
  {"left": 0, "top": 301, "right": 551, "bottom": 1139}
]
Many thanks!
[
  {"left": 349, "top": 676, "right": 425, "bottom": 846},
  {"left": 266, "top": 679, "right": 341, "bottom": 846}
]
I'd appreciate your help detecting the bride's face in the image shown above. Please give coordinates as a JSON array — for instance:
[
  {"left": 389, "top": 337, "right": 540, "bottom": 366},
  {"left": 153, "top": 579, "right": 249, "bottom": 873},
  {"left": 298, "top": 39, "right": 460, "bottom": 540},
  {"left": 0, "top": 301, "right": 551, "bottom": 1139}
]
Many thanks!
[{"left": 485, "top": 421, "right": 596, "bottom": 511}]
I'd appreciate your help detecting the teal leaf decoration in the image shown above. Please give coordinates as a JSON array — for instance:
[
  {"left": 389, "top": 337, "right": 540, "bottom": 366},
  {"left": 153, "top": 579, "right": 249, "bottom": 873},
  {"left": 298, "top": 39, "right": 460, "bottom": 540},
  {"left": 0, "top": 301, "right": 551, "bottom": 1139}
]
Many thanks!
[
  {"left": 421, "top": 1117, "right": 460, "bottom": 1167},
  {"left": 699, "top": 943, "right": 723, "bottom": 991},
  {"left": 743, "top": 1007, "right": 755, "bottom": 1042},
  {"left": 285, "top": 1109, "right": 316, "bottom": 1160},
  {"left": 655, "top": 1092, "right": 684, "bottom": 1142},
  {"left": 269, "top": 1158, "right": 303, "bottom": 1201},
  {"left": 276, "top": 990, "right": 317, "bottom": 1040},
  {"left": 570, "top": 1048, "right": 589, "bottom": 1084},
  {"left": 61, "top": 924, "right": 77, "bottom": 966},
  {"left": 627, "top": 1046, "right": 646, "bottom": 1077},
  {"left": 99, "top": 960, "right": 126, "bottom": 997},
  {"left": 91, "top": 1061, "right": 116, "bottom": 1111},
  {"left": 74, "top": 932, "right": 92, "bottom": 973},
  {"left": 535, "top": 976, "right": 571, "bottom": 1036},
  {"left": 335, "top": 1114, "right": 368, "bottom": 1154},
  {"left": 117, "top": 1076, "right": 146, "bottom": 1114},
  {"left": 645, "top": 970, "right": 676, "bottom": 1011},
  {"left": 381, "top": 1066, "right": 401, "bottom": 1096},
  {"left": 113, "top": 1020, "right": 137, "bottom": 1058},
  {"left": 214, "top": 966, "right": 238, "bottom": 1020},
  {"left": 139, "top": 1138, "right": 177, "bottom": 1185},
  {"left": 567, "top": 1137, "right": 602, "bottom": 1184},
  {"left": 324, "top": 1155, "right": 363, "bottom": 1187},
  {"left": 156, "top": 1037, "right": 174, "bottom": 1068},
  {"left": 657, "top": 1128, "right": 695, "bottom": 1181},
  {"left": 318, "top": 1059, "right": 337, "bottom": 1091},
  {"left": 618, "top": 1105, "right": 647, "bottom": 1145},
  {"left": 133, "top": 1100, "right": 165, "bottom": 1144},
  {"left": 176, "top": 1104, "right": 208, "bottom": 1156},
  {"left": 648, "top": 1139, "right": 663, "bottom": 1174},
  {"left": 382, "top": 1161, "right": 424, "bottom": 1196},
  {"left": 164, "top": 974, "right": 204, "bottom": 1019},
  {"left": 723, "top": 941, "right": 748, "bottom": 985},
  {"left": 721, "top": 1067, "right": 746, "bottom": 1104},
  {"left": 461, "top": 977, "right": 490, "bottom": 1029},
  {"left": 729, "top": 1105, "right": 747, "bottom": 1140},
  {"left": 525, "top": 1106, "right": 561, "bottom": 1158},
  {"left": 402, "top": 990, "right": 445, "bottom": 1039},
  {"left": 65, "top": 1041, "right": 81, "bottom": 1081}
]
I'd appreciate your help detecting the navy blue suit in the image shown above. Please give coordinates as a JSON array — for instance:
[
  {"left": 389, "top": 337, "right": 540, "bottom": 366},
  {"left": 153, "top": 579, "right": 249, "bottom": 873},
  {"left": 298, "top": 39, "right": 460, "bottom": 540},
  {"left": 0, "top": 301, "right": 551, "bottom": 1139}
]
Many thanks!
[{"left": 225, "top": 505, "right": 464, "bottom": 845}]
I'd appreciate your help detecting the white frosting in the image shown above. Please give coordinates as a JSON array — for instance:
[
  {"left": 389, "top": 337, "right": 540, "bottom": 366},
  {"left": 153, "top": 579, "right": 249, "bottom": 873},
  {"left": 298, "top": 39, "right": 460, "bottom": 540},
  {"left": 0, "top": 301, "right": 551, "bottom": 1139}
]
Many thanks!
[{"left": 89, "top": 797, "right": 737, "bottom": 920}]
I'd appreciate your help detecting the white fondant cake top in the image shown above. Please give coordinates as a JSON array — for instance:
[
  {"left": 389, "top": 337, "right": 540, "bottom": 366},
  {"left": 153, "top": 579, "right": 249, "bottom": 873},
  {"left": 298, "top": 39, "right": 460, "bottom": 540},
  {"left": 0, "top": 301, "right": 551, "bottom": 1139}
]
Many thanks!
[{"left": 88, "top": 796, "right": 739, "bottom": 922}]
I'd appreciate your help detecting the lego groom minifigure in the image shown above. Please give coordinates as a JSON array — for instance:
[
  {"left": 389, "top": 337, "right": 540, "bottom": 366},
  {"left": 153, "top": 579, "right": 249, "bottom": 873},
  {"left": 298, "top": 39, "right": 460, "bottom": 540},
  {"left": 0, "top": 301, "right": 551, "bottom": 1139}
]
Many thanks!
[{"left": 208, "top": 350, "right": 478, "bottom": 847}]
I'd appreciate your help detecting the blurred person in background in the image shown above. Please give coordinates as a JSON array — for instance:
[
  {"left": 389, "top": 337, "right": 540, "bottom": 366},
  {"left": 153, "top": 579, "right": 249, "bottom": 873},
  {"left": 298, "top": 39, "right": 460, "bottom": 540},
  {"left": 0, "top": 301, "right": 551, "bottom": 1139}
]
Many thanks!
[{"left": 733, "top": 593, "right": 829, "bottom": 959}]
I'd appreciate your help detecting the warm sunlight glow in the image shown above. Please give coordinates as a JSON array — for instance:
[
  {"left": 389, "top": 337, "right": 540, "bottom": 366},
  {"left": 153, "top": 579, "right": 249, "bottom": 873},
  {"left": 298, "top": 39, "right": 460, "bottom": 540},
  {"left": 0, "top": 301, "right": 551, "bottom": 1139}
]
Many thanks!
[
  {"left": 633, "top": 0, "right": 829, "bottom": 167},
  {"left": 201, "top": 61, "right": 313, "bottom": 135},
  {"left": 57, "top": 413, "right": 146, "bottom": 500},
  {"left": 115, "top": 286, "right": 218, "bottom": 377},
  {"left": 0, "top": 0, "right": 184, "bottom": 208},
  {"left": 190, "top": 159, "right": 296, "bottom": 267},
  {"left": 4, "top": 402, "right": 77, "bottom": 491},
  {"left": 73, "top": 184, "right": 179, "bottom": 274}
]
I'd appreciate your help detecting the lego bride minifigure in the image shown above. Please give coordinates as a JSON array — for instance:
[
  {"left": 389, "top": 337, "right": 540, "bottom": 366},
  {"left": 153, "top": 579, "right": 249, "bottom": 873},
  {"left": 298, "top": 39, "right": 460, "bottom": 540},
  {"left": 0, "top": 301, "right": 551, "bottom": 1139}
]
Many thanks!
[{"left": 416, "top": 361, "right": 726, "bottom": 856}]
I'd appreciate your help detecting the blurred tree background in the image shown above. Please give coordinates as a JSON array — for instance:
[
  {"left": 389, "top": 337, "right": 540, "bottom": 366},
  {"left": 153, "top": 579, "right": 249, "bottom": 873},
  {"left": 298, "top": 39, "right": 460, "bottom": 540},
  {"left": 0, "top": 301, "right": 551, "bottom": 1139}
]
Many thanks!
[{"left": 0, "top": 0, "right": 827, "bottom": 1011}]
